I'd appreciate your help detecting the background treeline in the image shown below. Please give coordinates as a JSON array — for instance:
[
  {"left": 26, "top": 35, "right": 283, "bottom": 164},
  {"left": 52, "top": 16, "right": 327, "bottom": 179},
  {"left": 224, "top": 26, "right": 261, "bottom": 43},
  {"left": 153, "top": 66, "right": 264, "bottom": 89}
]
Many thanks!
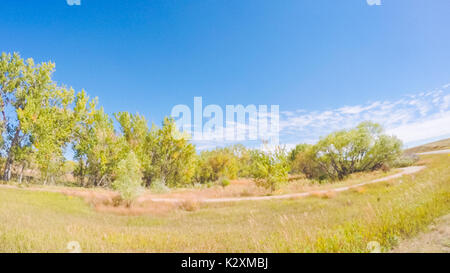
[{"left": 0, "top": 53, "right": 414, "bottom": 201}]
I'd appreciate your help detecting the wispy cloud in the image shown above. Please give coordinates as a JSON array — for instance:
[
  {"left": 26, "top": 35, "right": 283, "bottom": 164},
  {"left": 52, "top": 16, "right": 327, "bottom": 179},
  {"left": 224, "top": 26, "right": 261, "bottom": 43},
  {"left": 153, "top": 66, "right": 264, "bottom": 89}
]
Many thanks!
[
  {"left": 193, "top": 83, "right": 450, "bottom": 150},
  {"left": 280, "top": 83, "right": 450, "bottom": 148}
]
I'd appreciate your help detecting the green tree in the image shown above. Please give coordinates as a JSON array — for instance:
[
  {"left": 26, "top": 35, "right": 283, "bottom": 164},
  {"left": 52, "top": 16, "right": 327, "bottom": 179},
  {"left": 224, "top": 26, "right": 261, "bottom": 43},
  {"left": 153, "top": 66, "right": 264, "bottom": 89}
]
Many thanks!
[
  {"left": 73, "top": 97, "right": 126, "bottom": 187},
  {"left": 310, "top": 122, "right": 403, "bottom": 180},
  {"left": 152, "top": 117, "right": 196, "bottom": 187},
  {"left": 250, "top": 147, "right": 290, "bottom": 192},
  {"left": 12, "top": 143, "right": 33, "bottom": 184},
  {"left": 112, "top": 151, "right": 143, "bottom": 205},
  {"left": 288, "top": 143, "right": 310, "bottom": 163},
  {"left": 1, "top": 52, "right": 78, "bottom": 183},
  {"left": 18, "top": 84, "right": 77, "bottom": 184},
  {"left": 289, "top": 144, "right": 326, "bottom": 179},
  {"left": 195, "top": 147, "right": 239, "bottom": 183},
  {"left": 0, "top": 53, "right": 54, "bottom": 181},
  {"left": 231, "top": 144, "right": 253, "bottom": 178},
  {"left": 114, "top": 111, "right": 155, "bottom": 186}
]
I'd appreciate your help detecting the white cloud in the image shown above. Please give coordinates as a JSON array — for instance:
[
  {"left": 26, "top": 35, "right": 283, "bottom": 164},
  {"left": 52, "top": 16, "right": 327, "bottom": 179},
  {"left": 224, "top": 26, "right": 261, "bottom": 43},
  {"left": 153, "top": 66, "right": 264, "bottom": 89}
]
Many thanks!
[
  {"left": 279, "top": 83, "right": 450, "bottom": 147},
  {"left": 386, "top": 113, "right": 450, "bottom": 143},
  {"left": 192, "top": 83, "right": 450, "bottom": 150}
]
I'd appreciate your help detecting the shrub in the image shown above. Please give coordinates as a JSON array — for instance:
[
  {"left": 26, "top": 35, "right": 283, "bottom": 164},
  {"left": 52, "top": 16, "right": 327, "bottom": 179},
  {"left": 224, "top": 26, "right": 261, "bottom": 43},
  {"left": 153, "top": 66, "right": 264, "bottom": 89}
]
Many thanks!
[
  {"left": 150, "top": 179, "right": 170, "bottom": 193},
  {"left": 194, "top": 147, "right": 239, "bottom": 183},
  {"left": 111, "top": 151, "right": 143, "bottom": 206},
  {"left": 392, "top": 153, "right": 419, "bottom": 168},
  {"left": 307, "top": 122, "right": 403, "bottom": 180},
  {"left": 219, "top": 177, "right": 231, "bottom": 187},
  {"left": 178, "top": 200, "right": 199, "bottom": 212},
  {"left": 232, "top": 144, "right": 253, "bottom": 178},
  {"left": 250, "top": 147, "right": 290, "bottom": 192},
  {"left": 288, "top": 143, "right": 310, "bottom": 163},
  {"left": 290, "top": 144, "right": 327, "bottom": 179}
]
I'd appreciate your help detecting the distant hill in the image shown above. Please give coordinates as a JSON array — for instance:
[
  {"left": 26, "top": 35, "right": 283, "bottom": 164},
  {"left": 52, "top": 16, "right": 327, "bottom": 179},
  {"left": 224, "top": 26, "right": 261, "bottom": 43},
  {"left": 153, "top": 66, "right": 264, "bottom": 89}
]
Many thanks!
[{"left": 405, "top": 138, "right": 450, "bottom": 154}]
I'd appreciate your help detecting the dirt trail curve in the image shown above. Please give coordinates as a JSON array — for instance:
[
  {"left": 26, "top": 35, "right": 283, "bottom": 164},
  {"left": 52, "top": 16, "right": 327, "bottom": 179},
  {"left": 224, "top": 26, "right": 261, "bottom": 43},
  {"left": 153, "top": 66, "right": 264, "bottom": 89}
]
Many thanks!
[
  {"left": 0, "top": 149, "right": 448, "bottom": 204},
  {"left": 139, "top": 166, "right": 426, "bottom": 203},
  {"left": 145, "top": 149, "right": 448, "bottom": 203}
]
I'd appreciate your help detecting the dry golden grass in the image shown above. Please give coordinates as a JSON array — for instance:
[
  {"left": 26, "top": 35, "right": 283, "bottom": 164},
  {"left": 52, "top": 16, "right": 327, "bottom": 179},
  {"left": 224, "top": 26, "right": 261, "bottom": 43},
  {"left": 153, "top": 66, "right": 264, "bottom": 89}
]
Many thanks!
[
  {"left": 132, "top": 168, "right": 399, "bottom": 203},
  {"left": 310, "top": 191, "right": 337, "bottom": 199},
  {"left": 353, "top": 187, "right": 366, "bottom": 194},
  {"left": 0, "top": 154, "right": 448, "bottom": 253},
  {"left": 177, "top": 200, "right": 201, "bottom": 212},
  {"left": 94, "top": 201, "right": 178, "bottom": 216},
  {"left": 0, "top": 164, "right": 412, "bottom": 217},
  {"left": 145, "top": 179, "right": 267, "bottom": 199},
  {"left": 278, "top": 168, "right": 399, "bottom": 194}
]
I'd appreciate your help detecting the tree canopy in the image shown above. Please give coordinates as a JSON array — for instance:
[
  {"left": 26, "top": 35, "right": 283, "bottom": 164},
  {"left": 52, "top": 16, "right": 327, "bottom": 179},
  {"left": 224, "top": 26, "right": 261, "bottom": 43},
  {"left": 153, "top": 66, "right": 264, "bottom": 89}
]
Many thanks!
[{"left": 1, "top": 52, "right": 407, "bottom": 198}]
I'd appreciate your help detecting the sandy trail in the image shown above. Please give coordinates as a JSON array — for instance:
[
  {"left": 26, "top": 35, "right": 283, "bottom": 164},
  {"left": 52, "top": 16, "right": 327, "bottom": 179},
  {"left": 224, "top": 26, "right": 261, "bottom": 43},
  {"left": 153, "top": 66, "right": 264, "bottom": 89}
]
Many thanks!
[
  {"left": 416, "top": 149, "right": 450, "bottom": 155},
  {"left": 2, "top": 149, "right": 448, "bottom": 204},
  {"left": 0, "top": 165, "right": 426, "bottom": 204},
  {"left": 137, "top": 166, "right": 426, "bottom": 203}
]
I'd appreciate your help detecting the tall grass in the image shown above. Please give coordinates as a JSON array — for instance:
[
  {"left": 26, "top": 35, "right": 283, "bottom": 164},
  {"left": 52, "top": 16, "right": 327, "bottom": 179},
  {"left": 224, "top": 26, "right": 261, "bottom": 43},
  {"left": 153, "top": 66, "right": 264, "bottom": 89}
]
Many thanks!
[{"left": 0, "top": 154, "right": 448, "bottom": 252}]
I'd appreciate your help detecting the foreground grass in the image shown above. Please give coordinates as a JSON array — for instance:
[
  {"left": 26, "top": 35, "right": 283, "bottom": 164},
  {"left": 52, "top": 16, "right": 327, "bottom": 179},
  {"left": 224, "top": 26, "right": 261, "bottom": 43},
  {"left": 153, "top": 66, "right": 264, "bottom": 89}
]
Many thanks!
[{"left": 0, "top": 154, "right": 448, "bottom": 252}]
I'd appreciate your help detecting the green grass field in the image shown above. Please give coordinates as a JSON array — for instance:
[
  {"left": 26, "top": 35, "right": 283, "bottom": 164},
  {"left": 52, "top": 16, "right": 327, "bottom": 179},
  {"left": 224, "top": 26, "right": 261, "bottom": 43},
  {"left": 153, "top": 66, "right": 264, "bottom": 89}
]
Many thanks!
[{"left": 0, "top": 154, "right": 449, "bottom": 253}]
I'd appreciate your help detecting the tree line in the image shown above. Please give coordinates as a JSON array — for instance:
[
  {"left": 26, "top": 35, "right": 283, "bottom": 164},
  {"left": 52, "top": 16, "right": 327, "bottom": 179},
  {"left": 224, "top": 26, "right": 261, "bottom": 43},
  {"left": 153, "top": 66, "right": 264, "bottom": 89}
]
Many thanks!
[{"left": 1, "top": 53, "right": 411, "bottom": 201}]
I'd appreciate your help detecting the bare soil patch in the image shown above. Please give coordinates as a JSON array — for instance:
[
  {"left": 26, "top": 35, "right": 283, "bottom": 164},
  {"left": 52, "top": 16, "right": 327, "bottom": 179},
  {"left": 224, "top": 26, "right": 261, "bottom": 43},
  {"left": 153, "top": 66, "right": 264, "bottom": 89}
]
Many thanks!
[{"left": 392, "top": 214, "right": 450, "bottom": 253}]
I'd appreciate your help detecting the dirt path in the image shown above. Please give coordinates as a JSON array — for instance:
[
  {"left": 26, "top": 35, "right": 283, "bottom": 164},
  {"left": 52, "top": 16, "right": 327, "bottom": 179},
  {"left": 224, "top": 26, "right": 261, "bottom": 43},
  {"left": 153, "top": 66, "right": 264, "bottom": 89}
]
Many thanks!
[
  {"left": 416, "top": 149, "right": 450, "bottom": 155},
  {"left": 137, "top": 166, "right": 426, "bottom": 203},
  {"left": 391, "top": 214, "right": 450, "bottom": 253},
  {"left": 0, "top": 165, "right": 427, "bottom": 205},
  {"left": 2, "top": 149, "right": 448, "bottom": 204}
]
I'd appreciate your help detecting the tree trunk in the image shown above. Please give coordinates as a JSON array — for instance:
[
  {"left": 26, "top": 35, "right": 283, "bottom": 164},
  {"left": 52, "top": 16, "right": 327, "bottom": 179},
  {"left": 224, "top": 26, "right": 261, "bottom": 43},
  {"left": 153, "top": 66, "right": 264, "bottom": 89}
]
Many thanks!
[
  {"left": 18, "top": 164, "right": 25, "bottom": 184},
  {"left": 3, "top": 126, "right": 21, "bottom": 181}
]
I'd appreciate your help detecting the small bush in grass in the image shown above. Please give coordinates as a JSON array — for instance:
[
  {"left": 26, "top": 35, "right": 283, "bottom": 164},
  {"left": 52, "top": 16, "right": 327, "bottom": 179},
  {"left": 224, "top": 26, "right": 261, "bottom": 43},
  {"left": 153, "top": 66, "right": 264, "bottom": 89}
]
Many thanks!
[
  {"left": 240, "top": 189, "right": 253, "bottom": 197},
  {"left": 219, "top": 177, "right": 230, "bottom": 187},
  {"left": 111, "top": 195, "right": 123, "bottom": 207},
  {"left": 392, "top": 153, "right": 419, "bottom": 168},
  {"left": 112, "top": 151, "right": 143, "bottom": 206},
  {"left": 250, "top": 147, "right": 290, "bottom": 192},
  {"left": 178, "top": 200, "right": 199, "bottom": 211},
  {"left": 150, "top": 179, "right": 170, "bottom": 193}
]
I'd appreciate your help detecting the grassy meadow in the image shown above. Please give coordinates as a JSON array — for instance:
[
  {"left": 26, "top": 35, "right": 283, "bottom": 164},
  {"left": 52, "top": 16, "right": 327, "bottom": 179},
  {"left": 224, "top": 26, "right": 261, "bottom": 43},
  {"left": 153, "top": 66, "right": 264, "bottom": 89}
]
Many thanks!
[{"left": 0, "top": 153, "right": 448, "bottom": 253}]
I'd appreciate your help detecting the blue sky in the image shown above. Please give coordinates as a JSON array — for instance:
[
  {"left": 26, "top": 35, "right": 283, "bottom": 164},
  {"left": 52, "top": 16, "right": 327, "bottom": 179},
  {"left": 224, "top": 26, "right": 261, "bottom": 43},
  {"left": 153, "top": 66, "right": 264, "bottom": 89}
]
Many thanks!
[{"left": 1, "top": 0, "right": 449, "bottom": 149}]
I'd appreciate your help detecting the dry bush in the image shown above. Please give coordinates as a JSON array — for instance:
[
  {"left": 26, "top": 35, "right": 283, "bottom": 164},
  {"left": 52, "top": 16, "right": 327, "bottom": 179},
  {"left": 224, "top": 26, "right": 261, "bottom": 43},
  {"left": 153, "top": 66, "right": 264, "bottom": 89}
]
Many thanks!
[
  {"left": 177, "top": 199, "right": 200, "bottom": 212},
  {"left": 322, "top": 191, "right": 336, "bottom": 199},
  {"left": 111, "top": 195, "right": 123, "bottom": 207},
  {"left": 310, "top": 190, "right": 337, "bottom": 199},
  {"left": 94, "top": 201, "right": 177, "bottom": 216},
  {"left": 239, "top": 189, "right": 253, "bottom": 197},
  {"left": 353, "top": 187, "right": 366, "bottom": 194},
  {"left": 380, "top": 164, "right": 390, "bottom": 172},
  {"left": 60, "top": 188, "right": 119, "bottom": 207}
]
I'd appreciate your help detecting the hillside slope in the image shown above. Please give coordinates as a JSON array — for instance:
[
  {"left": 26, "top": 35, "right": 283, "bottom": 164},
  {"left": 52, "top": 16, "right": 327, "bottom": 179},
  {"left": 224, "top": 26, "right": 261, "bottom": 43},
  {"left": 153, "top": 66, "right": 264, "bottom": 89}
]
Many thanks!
[{"left": 405, "top": 138, "right": 450, "bottom": 154}]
